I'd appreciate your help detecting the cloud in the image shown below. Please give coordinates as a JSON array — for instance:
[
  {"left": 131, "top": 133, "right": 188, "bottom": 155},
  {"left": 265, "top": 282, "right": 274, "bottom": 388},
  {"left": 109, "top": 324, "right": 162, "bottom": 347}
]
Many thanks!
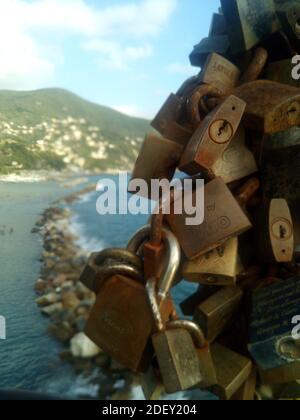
[
  {"left": 0, "top": 0, "right": 177, "bottom": 89},
  {"left": 166, "top": 62, "right": 197, "bottom": 76},
  {"left": 84, "top": 40, "right": 153, "bottom": 70}
]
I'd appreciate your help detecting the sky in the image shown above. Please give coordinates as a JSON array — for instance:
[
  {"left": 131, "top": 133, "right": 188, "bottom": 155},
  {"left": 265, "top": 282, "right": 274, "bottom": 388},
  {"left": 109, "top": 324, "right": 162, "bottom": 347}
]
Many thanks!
[{"left": 0, "top": 0, "right": 221, "bottom": 118}]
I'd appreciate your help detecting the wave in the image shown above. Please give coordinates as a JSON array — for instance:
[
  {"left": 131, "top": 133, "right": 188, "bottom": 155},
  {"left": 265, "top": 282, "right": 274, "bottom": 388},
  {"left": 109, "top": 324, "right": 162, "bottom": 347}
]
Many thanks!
[{"left": 69, "top": 213, "right": 107, "bottom": 253}]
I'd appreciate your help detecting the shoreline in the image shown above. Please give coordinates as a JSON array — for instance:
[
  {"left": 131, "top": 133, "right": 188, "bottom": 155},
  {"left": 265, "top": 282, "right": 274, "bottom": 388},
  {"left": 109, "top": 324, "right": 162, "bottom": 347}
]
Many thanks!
[
  {"left": 32, "top": 187, "right": 138, "bottom": 400},
  {"left": 0, "top": 169, "right": 129, "bottom": 183}
]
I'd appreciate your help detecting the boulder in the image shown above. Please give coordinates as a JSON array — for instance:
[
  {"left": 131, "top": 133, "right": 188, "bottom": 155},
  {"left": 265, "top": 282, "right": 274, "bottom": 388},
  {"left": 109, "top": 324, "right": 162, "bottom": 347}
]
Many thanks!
[
  {"left": 61, "top": 291, "right": 80, "bottom": 309},
  {"left": 70, "top": 332, "right": 101, "bottom": 359},
  {"left": 36, "top": 292, "right": 59, "bottom": 307},
  {"left": 42, "top": 303, "right": 63, "bottom": 317}
]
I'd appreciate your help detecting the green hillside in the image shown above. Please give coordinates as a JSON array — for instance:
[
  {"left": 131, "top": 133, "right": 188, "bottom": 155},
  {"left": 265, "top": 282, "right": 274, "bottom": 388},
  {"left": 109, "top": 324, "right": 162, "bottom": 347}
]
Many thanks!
[{"left": 0, "top": 88, "right": 149, "bottom": 174}]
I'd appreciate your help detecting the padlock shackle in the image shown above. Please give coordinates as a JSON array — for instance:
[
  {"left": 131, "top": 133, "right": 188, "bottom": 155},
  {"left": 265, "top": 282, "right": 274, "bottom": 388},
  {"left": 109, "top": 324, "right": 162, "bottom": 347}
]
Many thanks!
[
  {"left": 167, "top": 320, "right": 206, "bottom": 349},
  {"left": 94, "top": 248, "right": 143, "bottom": 271},
  {"left": 127, "top": 225, "right": 181, "bottom": 300},
  {"left": 93, "top": 263, "right": 144, "bottom": 294},
  {"left": 239, "top": 48, "right": 268, "bottom": 85},
  {"left": 146, "top": 278, "right": 164, "bottom": 332}
]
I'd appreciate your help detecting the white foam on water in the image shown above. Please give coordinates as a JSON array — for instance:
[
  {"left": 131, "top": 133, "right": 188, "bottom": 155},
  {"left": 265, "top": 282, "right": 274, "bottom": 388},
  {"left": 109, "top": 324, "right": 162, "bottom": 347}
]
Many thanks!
[
  {"left": 69, "top": 213, "right": 107, "bottom": 253},
  {"left": 0, "top": 173, "right": 47, "bottom": 183}
]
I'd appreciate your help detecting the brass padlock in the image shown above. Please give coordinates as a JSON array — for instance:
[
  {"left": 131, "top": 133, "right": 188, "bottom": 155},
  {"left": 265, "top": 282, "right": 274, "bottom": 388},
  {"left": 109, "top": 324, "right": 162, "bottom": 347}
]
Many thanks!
[
  {"left": 231, "top": 367, "right": 257, "bottom": 400},
  {"left": 165, "top": 177, "right": 252, "bottom": 260},
  {"left": 129, "top": 133, "right": 183, "bottom": 199},
  {"left": 211, "top": 343, "right": 252, "bottom": 400},
  {"left": 166, "top": 319, "right": 218, "bottom": 389},
  {"left": 139, "top": 359, "right": 165, "bottom": 401},
  {"left": 194, "top": 285, "right": 244, "bottom": 342},
  {"left": 248, "top": 276, "right": 300, "bottom": 373},
  {"left": 220, "top": 0, "right": 279, "bottom": 54},
  {"left": 79, "top": 248, "right": 143, "bottom": 293},
  {"left": 211, "top": 126, "right": 258, "bottom": 184},
  {"left": 255, "top": 199, "right": 294, "bottom": 264},
  {"left": 183, "top": 237, "right": 239, "bottom": 287},
  {"left": 180, "top": 285, "right": 221, "bottom": 317},
  {"left": 147, "top": 278, "right": 202, "bottom": 394},
  {"left": 189, "top": 35, "right": 230, "bottom": 68},
  {"left": 233, "top": 80, "right": 300, "bottom": 133},
  {"left": 179, "top": 96, "right": 246, "bottom": 175},
  {"left": 199, "top": 53, "right": 241, "bottom": 95},
  {"left": 85, "top": 226, "right": 181, "bottom": 372}
]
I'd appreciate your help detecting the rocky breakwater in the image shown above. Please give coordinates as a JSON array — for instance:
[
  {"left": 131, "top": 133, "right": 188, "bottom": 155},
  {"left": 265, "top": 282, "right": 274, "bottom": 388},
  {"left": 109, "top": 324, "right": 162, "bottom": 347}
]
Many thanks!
[{"left": 33, "top": 206, "right": 136, "bottom": 400}]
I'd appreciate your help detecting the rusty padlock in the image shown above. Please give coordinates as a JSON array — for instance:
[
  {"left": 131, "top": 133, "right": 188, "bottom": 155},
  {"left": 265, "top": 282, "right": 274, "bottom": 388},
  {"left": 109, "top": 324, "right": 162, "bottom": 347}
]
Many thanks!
[
  {"left": 85, "top": 226, "right": 181, "bottom": 372},
  {"left": 233, "top": 80, "right": 300, "bottom": 133},
  {"left": 79, "top": 248, "right": 143, "bottom": 293},
  {"left": 179, "top": 95, "right": 246, "bottom": 175}
]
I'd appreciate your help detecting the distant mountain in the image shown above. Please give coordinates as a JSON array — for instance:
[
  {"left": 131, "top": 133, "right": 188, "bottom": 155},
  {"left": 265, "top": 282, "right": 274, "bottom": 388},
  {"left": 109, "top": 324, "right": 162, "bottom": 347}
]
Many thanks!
[{"left": 0, "top": 88, "right": 149, "bottom": 174}]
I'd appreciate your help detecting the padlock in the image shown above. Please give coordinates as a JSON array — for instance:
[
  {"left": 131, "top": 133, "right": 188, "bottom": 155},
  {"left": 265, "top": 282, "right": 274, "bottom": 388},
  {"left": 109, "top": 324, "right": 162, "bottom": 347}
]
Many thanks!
[
  {"left": 79, "top": 248, "right": 143, "bottom": 293},
  {"left": 230, "top": 367, "right": 257, "bottom": 400},
  {"left": 261, "top": 132, "right": 300, "bottom": 203},
  {"left": 232, "top": 80, "right": 300, "bottom": 133},
  {"left": 276, "top": 1, "right": 300, "bottom": 48},
  {"left": 146, "top": 278, "right": 202, "bottom": 394},
  {"left": 255, "top": 199, "right": 294, "bottom": 264},
  {"left": 209, "top": 13, "right": 228, "bottom": 37},
  {"left": 179, "top": 96, "right": 246, "bottom": 175},
  {"left": 165, "top": 177, "right": 252, "bottom": 260},
  {"left": 162, "top": 122, "right": 193, "bottom": 147},
  {"left": 259, "top": 361, "right": 300, "bottom": 385},
  {"left": 129, "top": 133, "right": 183, "bottom": 199},
  {"left": 182, "top": 237, "right": 239, "bottom": 287},
  {"left": 139, "top": 358, "right": 165, "bottom": 400},
  {"left": 211, "top": 126, "right": 258, "bottom": 184},
  {"left": 189, "top": 35, "right": 231, "bottom": 68},
  {"left": 220, "top": 0, "right": 279, "bottom": 54},
  {"left": 85, "top": 226, "right": 181, "bottom": 372},
  {"left": 248, "top": 276, "right": 300, "bottom": 373},
  {"left": 151, "top": 94, "right": 183, "bottom": 135},
  {"left": 180, "top": 285, "right": 221, "bottom": 317},
  {"left": 211, "top": 343, "right": 252, "bottom": 400},
  {"left": 194, "top": 285, "right": 243, "bottom": 342},
  {"left": 199, "top": 53, "right": 241, "bottom": 95},
  {"left": 165, "top": 319, "right": 218, "bottom": 389}
]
